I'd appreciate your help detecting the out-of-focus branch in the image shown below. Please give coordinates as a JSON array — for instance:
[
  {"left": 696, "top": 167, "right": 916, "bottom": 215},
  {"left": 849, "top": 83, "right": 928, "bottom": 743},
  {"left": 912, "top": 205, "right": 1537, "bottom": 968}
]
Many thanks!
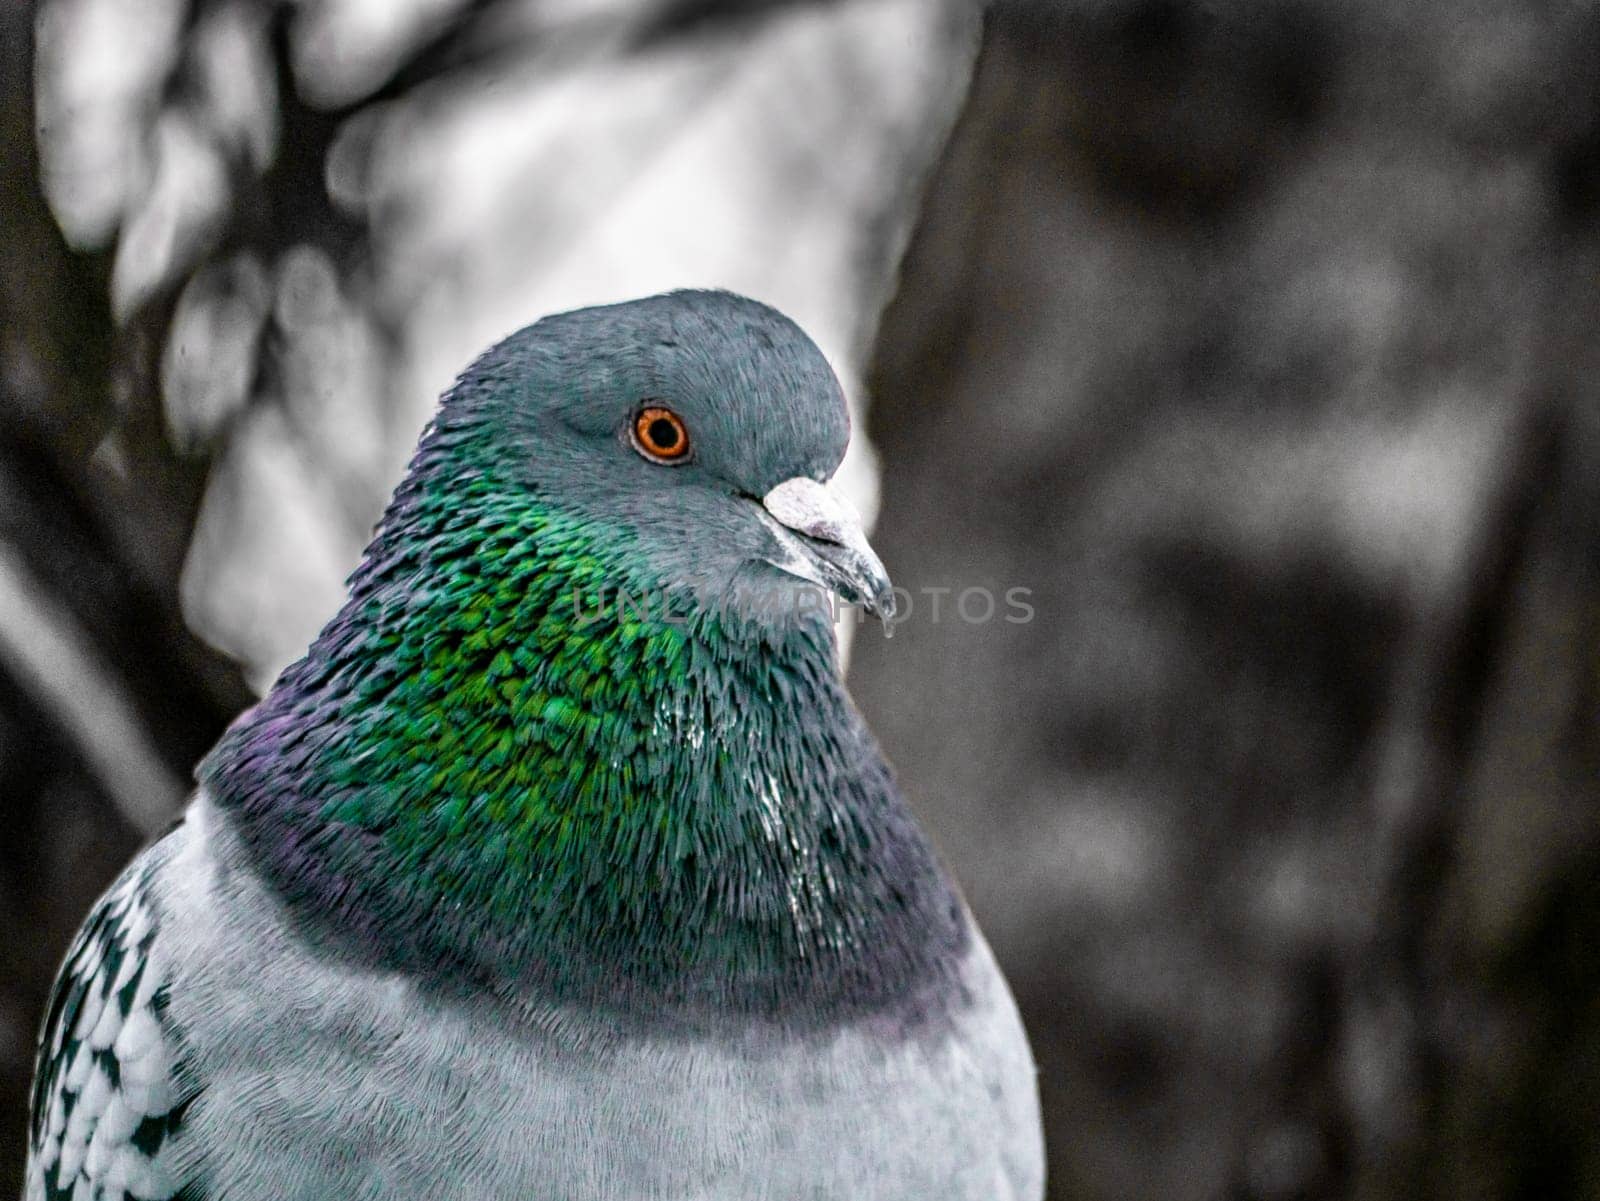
[
  {"left": 0, "top": 545, "right": 184, "bottom": 835},
  {"left": 345, "top": 0, "right": 525, "bottom": 113},
  {"left": 629, "top": 0, "right": 841, "bottom": 49}
]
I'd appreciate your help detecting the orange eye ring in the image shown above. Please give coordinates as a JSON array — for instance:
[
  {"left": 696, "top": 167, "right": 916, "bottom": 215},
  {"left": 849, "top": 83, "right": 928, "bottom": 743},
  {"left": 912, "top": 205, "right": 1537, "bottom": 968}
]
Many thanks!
[{"left": 632, "top": 406, "right": 691, "bottom": 463}]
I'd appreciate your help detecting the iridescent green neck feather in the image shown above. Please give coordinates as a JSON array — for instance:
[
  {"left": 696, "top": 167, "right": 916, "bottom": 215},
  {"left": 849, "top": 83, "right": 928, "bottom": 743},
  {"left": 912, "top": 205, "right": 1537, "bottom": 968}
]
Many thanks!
[{"left": 204, "top": 419, "right": 964, "bottom": 1034}]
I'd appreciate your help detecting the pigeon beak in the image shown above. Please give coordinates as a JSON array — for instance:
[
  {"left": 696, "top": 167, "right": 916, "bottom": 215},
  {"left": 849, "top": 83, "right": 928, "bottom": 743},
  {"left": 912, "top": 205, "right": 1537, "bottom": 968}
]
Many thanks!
[{"left": 761, "top": 477, "right": 897, "bottom": 621}]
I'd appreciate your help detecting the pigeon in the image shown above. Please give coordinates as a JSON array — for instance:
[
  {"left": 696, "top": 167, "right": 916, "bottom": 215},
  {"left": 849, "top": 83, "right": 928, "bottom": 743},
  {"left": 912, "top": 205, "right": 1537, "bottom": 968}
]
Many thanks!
[{"left": 24, "top": 290, "right": 1044, "bottom": 1200}]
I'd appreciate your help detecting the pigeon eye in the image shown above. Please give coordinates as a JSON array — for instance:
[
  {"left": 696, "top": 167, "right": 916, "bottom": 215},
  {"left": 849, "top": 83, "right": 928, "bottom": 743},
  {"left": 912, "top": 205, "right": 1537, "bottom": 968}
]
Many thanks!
[{"left": 632, "top": 406, "right": 691, "bottom": 463}]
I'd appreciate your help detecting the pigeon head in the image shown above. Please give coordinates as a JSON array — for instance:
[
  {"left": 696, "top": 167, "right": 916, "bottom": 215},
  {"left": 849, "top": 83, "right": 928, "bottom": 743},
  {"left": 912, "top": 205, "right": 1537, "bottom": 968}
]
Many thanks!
[{"left": 422, "top": 289, "right": 894, "bottom": 628}]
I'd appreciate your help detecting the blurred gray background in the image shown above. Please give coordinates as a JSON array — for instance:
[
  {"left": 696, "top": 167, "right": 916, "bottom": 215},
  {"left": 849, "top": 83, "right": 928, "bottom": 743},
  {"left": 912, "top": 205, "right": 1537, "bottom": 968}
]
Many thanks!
[{"left": 5, "top": 1, "right": 1600, "bottom": 1197}]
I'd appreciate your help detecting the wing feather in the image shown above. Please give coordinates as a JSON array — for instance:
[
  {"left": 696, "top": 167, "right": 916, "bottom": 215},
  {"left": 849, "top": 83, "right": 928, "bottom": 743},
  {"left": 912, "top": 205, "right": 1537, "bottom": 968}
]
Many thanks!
[{"left": 26, "top": 843, "right": 188, "bottom": 1201}]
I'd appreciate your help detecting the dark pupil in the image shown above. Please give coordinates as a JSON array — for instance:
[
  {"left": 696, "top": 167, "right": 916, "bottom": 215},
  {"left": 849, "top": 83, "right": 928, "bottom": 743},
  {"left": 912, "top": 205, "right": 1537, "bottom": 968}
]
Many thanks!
[{"left": 648, "top": 418, "right": 680, "bottom": 450}]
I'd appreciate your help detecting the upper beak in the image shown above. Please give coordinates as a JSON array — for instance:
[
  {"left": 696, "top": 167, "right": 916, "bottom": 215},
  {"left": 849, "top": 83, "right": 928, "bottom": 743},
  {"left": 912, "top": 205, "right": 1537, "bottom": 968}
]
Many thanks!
[{"left": 760, "top": 477, "right": 896, "bottom": 620}]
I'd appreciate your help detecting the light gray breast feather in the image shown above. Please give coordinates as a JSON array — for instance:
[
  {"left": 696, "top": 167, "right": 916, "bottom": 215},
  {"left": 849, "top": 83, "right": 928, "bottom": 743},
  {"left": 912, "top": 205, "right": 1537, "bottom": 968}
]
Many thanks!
[{"left": 37, "top": 793, "right": 1045, "bottom": 1200}]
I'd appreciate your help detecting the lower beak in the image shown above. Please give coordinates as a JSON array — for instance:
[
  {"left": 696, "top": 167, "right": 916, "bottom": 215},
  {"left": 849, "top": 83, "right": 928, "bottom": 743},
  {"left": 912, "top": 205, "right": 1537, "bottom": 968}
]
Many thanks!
[{"left": 760, "top": 477, "right": 896, "bottom": 620}]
